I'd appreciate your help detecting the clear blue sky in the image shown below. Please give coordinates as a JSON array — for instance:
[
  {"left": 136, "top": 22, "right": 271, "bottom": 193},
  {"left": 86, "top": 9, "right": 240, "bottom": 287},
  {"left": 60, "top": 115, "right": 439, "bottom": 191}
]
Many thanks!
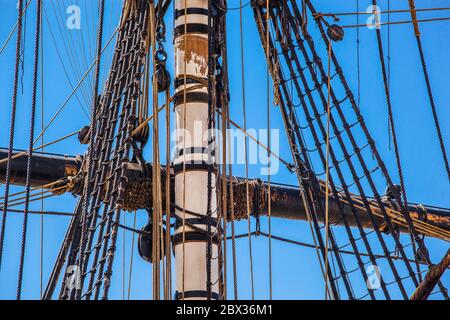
[{"left": 0, "top": 0, "right": 449, "bottom": 300}]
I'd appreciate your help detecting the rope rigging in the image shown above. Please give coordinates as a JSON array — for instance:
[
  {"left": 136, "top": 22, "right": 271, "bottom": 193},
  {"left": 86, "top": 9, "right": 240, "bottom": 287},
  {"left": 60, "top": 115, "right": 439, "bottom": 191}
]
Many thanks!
[
  {"left": 31, "top": 27, "right": 119, "bottom": 148},
  {"left": 370, "top": 0, "right": 423, "bottom": 285},
  {"left": 212, "top": 0, "right": 230, "bottom": 299},
  {"left": 230, "top": 231, "right": 442, "bottom": 268},
  {"left": 265, "top": 0, "right": 273, "bottom": 300},
  {"left": 76, "top": 0, "right": 106, "bottom": 300},
  {"left": 180, "top": 0, "right": 187, "bottom": 300},
  {"left": 336, "top": 17, "right": 450, "bottom": 29},
  {"left": 239, "top": 0, "right": 255, "bottom": 299},
  {"left": 318, "top": 6, "right": 450, "bottom": 18},
  {"left": 42, "top": 5, "right": 89, "bottom": 118},
  {"left": 371, "top": 0, "right": 447, "bottom": 298},
  {"left": 39, "top": 1, "right": 45, "bottom": 298},
  {"left": 250, "top": 0, "right": 449, "bottom": 300},
  {"left": 46, "top": 0, "right": 154, "bottom": 300},
  {"left": 0, "top": 0, "right": 32, "bottom": 56},
  {"left": 324, "top": 40, "right": 332, "bottom": 301},
  {"left": 46, "top": 1, "right": 92, "bottom": 113},
  {"left": 308, "top": 0, "right": 419, "bottom": 298},
  {"left": 254, "top": 2, "right": 349, "bottom": 300},
  {"left": 407, "top": 0, "right": 450, "bottom": 181}
]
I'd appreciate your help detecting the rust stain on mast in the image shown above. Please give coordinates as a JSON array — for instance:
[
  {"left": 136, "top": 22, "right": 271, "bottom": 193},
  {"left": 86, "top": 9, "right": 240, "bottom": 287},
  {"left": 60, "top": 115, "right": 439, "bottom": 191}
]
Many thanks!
[{"left": 176, "top": 35, "right": 208, "bottom": 77}]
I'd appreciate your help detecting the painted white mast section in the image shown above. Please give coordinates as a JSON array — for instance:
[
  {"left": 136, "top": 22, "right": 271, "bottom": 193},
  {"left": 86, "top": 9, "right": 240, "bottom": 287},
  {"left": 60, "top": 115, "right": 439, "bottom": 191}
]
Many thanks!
[{"left": 173, "top": 0, "right": 219, "bottom": 300}]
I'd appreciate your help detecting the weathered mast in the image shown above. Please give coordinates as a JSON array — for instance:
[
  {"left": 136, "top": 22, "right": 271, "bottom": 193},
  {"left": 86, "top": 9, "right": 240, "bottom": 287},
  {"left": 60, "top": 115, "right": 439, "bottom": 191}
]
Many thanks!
[{"left": 173, "top": 0, "right": 219, "bottom": 300}]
